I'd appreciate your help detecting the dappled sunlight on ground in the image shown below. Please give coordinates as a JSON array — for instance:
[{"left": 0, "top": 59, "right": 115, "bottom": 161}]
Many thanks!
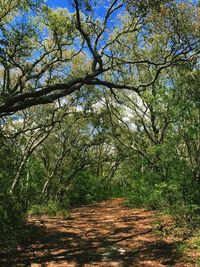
[{"left": 0, "top": 199, "right": 195, "bottom": 266}]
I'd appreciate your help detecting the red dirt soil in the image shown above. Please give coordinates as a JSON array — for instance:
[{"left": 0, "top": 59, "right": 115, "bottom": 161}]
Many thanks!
[{"left": 0, "top": 198, "right": 195, "bottom": 266}]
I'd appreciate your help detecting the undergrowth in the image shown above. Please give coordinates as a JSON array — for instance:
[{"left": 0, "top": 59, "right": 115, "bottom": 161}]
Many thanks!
[{"left": 28, "top": 200, "right": 70, "bottom": 218}]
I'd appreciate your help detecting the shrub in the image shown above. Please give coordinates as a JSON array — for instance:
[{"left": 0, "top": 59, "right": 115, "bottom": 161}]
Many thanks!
[
  {"left": 28, "top": 200, "right": 70, "bottom": 218},
  {"left": 0, "top": 193, "right": 25, "bottom": 247}
]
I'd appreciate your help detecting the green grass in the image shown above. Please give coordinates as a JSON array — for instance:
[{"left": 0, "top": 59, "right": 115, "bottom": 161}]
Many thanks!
[
  {"left": 175, "top": 242, "right": 188, "bottom": 256},
  {"left": 28, "top": 201, "right": 70, "bottom": 218}
]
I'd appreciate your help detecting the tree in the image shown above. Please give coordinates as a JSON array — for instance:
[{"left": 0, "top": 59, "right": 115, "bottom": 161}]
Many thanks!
[{"left": 0, "top": 0, "right": 199, "bottom": 116}]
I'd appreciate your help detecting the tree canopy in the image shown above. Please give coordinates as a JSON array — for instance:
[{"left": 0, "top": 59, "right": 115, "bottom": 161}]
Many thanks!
[{"left": 0, "top": 0, "right": 199, "bottom": 115}]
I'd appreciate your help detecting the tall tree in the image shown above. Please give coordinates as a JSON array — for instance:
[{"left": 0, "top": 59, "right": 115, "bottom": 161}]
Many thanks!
[{"left": 0, "top": 0, "right": 199, "bottom": 116}]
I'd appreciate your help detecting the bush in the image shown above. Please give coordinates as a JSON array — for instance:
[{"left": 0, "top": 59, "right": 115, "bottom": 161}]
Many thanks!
[
  {"left": 168, "top": 204, "right": 200, "bottom": 229},
  {"left": 28, "top": 200, "right": 70, "bottom": 218},
  {"left": 66, "top": 173, "right": 107, "bottom": 206},
  {"left": 0, "top": 193, "right": 25, "bottom": 248}
]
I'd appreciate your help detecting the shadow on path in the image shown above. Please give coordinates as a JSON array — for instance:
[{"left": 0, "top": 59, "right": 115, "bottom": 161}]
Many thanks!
[{"left": 0, "top": 199, "right": 183, "bottom": 267}]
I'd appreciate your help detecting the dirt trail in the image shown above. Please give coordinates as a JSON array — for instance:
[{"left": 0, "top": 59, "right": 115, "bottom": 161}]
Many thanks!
[{"left": 0, "top": 198, "right": 193, "bottom": 267}]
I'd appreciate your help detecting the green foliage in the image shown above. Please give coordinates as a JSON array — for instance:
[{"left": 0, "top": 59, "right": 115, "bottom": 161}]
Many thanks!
[
  {"left": 28, "top": 201, "right": 70, "bottom": 218},
  {"left": 175, "top": 242, "right": 188, "bottom": 256},
  {"left": 66, "top": 172, "right": 111, "bottom": 206},
  {"left": 126, "top": 180, "right": 168, "bottom": 210},
  {"left": 0, "top": 194, "right": 25, "bottom": 247},
  {"left": 167, "top": 204, "right": 200, "bottom": 228},
  {"left": 193, "top": 232, "right": 200, "bottom": 252}
]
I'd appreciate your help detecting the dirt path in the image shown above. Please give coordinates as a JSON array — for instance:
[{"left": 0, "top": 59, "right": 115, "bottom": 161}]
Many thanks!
[{"left": 0, "top": 199, "right": 194, "bottom": 267}]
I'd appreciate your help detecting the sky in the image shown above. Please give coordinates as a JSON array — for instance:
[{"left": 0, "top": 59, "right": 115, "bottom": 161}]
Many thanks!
[
  {"left": 45, "top": 0, "right": 199, "bottom": 8},
  {"left": 44, "top": 0, "right": 114, "bottom": 18},
  {"left": 45, "top": 0, "right": 70, "bottom": 9}
]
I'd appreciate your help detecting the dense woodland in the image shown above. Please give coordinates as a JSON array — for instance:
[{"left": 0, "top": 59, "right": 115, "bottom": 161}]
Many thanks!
[{"left": 0, "top": 0, "right": 200, "bottom": 247}]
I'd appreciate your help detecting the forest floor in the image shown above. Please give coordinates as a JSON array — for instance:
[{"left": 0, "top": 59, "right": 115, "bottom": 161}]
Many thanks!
[{"left": 0, "top": 198, "right": 198, "bottom": 267}]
